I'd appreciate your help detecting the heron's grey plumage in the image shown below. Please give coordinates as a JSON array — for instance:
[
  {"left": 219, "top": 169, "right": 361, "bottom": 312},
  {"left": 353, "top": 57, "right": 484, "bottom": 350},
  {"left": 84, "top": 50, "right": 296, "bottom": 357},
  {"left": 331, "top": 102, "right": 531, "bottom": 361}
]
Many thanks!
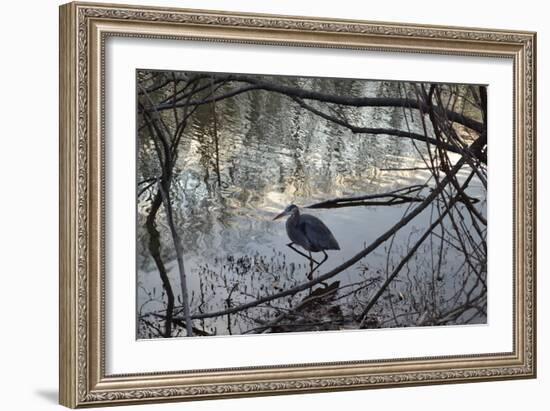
[
  {"left": 277, "top": 204, "right": 340, "bottom": 252},
  {"left": 289, "top": 213, "right": 340, "bottom": 252},
  {"left": 274, "top": 204, "right": 340, "bottom": 279}
]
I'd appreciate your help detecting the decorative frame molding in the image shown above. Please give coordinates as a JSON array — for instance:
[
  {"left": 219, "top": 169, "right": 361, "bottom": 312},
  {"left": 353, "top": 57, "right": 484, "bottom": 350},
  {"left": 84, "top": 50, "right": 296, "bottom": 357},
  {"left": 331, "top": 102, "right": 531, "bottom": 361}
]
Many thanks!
[{"left": 59, "top": 2, "right": 536, "bottom": 408}]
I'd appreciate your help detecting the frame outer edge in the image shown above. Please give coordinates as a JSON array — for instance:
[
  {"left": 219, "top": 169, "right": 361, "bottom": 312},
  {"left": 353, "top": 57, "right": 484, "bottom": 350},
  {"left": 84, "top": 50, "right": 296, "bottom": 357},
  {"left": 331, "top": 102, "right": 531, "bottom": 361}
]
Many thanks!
[
  {"left": 530, "top": 31, "right": 537, "bottom": 378},
  {"left": 59, "top": 1, "right": 537, "bottom": 407},
  {"left": 60, "top": 2, "right": 78, "bottom": 409}
]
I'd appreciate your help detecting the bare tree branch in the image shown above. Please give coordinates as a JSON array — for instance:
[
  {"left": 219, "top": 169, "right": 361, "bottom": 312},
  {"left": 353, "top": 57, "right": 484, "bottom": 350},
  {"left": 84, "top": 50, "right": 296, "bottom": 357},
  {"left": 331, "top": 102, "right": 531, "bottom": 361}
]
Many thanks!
[{"left": 147, "top": 75, "right": 484, "bottom": 133}]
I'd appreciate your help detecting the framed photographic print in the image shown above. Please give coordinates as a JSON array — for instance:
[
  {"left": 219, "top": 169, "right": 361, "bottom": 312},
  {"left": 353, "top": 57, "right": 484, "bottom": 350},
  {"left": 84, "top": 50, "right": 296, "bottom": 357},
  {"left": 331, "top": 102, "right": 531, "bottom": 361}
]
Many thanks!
[{"left": 59, "top": 1, "right": 537, "bottom": 408}]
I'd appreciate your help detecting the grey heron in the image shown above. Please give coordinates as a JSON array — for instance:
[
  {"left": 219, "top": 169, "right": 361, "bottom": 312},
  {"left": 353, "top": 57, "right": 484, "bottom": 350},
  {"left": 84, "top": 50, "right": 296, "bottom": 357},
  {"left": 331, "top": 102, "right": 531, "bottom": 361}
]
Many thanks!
[{"left": 273, "top": 204, "right": 340, "bottom": 279}]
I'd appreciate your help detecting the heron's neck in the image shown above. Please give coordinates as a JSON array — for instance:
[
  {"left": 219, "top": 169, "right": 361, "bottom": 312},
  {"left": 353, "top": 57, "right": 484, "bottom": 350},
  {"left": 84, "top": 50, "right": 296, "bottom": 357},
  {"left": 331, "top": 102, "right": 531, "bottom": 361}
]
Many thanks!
[{"left": 287, "top": 209, "right": 300, "bottom": 226}]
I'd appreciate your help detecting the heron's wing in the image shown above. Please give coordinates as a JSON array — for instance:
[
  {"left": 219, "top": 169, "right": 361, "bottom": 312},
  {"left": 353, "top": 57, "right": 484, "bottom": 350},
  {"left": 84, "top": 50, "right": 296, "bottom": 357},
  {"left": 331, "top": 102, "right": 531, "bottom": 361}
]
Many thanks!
[{"left": 300, "top": 214, "right": 340, "bottom": 251}]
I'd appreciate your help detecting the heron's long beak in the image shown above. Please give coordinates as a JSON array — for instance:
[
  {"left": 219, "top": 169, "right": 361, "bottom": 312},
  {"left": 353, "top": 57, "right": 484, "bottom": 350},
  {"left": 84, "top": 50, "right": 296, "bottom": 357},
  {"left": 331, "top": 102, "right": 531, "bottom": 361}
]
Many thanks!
[{"left": 273, "top": 211, "right": 286, "bottom": 220}]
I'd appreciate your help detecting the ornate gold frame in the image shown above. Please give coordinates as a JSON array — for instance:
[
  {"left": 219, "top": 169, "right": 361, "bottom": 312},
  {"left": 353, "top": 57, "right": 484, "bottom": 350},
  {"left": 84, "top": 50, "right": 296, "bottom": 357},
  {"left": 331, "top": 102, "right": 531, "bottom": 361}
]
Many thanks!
[{"left": 59, "top": 1, "right": 536, "bottom": 408}]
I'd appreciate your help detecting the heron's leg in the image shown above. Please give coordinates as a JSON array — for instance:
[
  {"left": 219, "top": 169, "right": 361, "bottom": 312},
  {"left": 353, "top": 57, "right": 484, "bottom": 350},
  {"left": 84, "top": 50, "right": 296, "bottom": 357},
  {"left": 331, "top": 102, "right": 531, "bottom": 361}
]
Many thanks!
[
  {"left": 286, "top": 242, "right": 308, "bottom": 260},
  {"left": 286, "top": 243, "right": 319, "bottom": 264},
  {"left": 311, "top": 250, "right": 329, "bottom": 274},
  {"left": 308, "top": 250, "right": 331, "bottom": 280},
  {"left": 286, "top": 243, "right": 319, "bottom": 281},
  {"left": 307, "top": 252, "right": 315, "bottom": 280}
]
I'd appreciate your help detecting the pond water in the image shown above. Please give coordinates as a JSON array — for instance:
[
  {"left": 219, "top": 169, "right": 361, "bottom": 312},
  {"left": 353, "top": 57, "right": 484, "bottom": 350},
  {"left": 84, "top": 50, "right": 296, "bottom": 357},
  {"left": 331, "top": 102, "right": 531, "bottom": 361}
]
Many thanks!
[{"left": 136, "top": 74, "right": 487, "bottom": 338}]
